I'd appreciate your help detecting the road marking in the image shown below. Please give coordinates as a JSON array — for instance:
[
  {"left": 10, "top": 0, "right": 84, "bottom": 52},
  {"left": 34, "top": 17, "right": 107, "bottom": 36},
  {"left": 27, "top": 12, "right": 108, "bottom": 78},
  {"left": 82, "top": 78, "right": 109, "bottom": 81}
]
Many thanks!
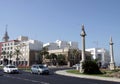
[{"left": 4, "top": 75, "right": 50, "bottom": 84}]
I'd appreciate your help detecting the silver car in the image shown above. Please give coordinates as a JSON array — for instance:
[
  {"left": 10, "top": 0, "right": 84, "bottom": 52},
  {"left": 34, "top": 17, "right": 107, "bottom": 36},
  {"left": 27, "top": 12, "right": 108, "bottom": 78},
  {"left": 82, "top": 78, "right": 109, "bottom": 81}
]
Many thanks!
[{"left": 31, "top": 64, "right": 49, "bottom": 75}]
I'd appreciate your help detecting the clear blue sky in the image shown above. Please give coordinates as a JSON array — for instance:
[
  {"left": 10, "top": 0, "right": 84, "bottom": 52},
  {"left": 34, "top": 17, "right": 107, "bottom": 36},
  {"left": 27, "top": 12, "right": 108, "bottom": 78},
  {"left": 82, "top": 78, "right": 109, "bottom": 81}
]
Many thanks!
[{"left": 0, "top": 0, "right": 120, "bottom": 65}]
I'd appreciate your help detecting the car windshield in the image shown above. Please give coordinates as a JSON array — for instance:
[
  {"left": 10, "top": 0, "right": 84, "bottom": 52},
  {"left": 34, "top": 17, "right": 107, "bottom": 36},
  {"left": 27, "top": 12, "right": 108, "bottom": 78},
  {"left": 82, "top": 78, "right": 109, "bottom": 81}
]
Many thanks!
[
  {"left": 39, "top": 65, "right": 45, "bottom": 68},
  {"left": 8, "top": 66, "right": 16, "bottom": 68}
]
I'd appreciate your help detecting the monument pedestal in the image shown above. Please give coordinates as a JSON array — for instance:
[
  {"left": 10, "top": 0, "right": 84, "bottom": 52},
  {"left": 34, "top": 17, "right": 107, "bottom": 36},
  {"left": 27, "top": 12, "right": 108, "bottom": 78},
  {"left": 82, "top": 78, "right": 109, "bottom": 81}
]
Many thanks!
[
  {"left": 67, "top": 61, "right": 70, "bottom": 67},
  {"left": 110, "top": 62, "right": 115, "bottom": 70},
  {"left": 80, "top": 61, "right": 84, "bottom": 73}
]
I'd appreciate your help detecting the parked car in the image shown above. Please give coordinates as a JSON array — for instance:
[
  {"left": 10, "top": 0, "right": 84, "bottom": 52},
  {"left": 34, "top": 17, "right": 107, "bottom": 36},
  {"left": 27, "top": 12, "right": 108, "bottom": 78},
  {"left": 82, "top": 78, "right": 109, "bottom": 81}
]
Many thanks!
[
  {"left": 101, "top": 65, "right": 108, "bottom": 69},
  {"left": 72, "top": 64, "right": 80, "bottom": 68},
  {"left": 72, "top": 64, "right": 80, "bottom": 70},
  {"left": 3, "top": 65, "right": 19, "bottom": 74},
  {"left": 31, "top": 64, "right": 49, "bottom": 75},
  {"left": 0, "top": 64, "right": 4, "bottom": 67}
]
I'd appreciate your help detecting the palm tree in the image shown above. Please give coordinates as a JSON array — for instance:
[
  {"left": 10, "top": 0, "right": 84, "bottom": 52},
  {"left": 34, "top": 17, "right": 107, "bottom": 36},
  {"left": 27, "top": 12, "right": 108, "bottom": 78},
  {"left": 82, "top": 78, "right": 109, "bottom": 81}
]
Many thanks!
[
  {"left": 7, "top": 52, "right": 13, "bottom": 64},
  {"left": 1, "top": 51, "right": 7, "bottom": 65},
  {"left": 13, "top": 47, "right": 22, "bottom": 66},
  {"left": 57, "top": 54, "right": 66, "bottom": 65},
  {"left": 49, "top": 53, "right": 57, "bottom": 65},
  {"left": 1, "top": 51, "right": 6, "bottom": 57},
  {"left": 72, "top": 49, "right": 80, "bottom": 64},
  {"left": 39, "top": 47, "right": 49, "bottom": 64}
]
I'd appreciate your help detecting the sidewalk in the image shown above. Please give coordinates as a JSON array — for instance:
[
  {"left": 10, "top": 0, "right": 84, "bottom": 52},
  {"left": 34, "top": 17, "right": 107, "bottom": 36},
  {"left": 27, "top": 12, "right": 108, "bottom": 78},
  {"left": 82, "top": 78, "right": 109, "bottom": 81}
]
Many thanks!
[{"left": 55, "top": 70, "right": 120, "bottom": 83}]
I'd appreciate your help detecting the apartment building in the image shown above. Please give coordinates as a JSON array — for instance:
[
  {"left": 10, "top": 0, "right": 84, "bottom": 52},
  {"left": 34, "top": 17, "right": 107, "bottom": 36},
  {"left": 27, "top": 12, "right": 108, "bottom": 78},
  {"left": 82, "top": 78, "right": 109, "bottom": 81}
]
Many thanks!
[
  {"left": 0, "top": 40, "right": 19, "bottom": 65},
  {"left": 86, "top": 48, "right": 110, "bottom": 66},
  {"left": 0, "top": 35, "right": 43, "bottom": 66}
]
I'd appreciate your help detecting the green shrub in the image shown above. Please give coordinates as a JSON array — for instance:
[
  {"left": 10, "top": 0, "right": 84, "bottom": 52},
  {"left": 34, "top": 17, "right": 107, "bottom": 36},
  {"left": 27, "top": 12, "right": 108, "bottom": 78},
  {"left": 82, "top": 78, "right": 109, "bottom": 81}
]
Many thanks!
[{"left": 83, "top": 60, "right": 102, "bottom": 74}]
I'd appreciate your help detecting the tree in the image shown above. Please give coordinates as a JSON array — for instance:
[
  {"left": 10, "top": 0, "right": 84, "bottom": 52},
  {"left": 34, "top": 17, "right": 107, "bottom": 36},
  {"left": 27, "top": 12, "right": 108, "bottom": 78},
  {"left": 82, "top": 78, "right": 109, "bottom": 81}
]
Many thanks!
[
  {"left": 81, "top": 51, "right": 102, "bottom": 74},
  {"left": 13, "top": 47, "right": 22, "bottom": 66},
  {"left": 1, "top": 51, "right": 7, "bottom": 65},
  {"left": 7, "top": 52, "right": 13, "bottom": 64},
  {"left": 57, "top": 54, "right": 66, "bottom": 65},
  {"left": 72, "top": 49, "right": 80, "bottom": 64},
  {"left": 39, "top": 47, "right": 49, "bottom": 64},
  {"left": 2, "top": 51, "right": 6, "bottom": 56},
  {"left": 45, "top": 53, "right": 66, "bottom": 66},
  {"left": 49, "top": 53, "right": 57, "bottom": 65},
  {"left": 82, "top": 60, "right": 102, "bottom": 74},
  {"left": 68, "top": 49, "right": 81, "bottom": 66},
  {"left": 49, "top": 53, "right": 57, "bottom": 59}
]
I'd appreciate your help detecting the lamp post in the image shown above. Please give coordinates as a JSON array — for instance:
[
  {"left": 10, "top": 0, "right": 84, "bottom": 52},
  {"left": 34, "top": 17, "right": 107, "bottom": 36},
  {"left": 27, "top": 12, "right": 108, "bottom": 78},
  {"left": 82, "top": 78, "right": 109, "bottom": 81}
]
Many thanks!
[{"left": 80, "top": 24, "right": 86, "bottom": 73}]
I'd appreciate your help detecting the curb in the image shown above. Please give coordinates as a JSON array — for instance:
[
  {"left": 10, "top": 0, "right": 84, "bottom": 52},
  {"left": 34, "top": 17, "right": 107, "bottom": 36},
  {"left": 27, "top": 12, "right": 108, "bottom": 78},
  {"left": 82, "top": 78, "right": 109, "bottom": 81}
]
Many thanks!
[{"left": 55, "top": 70, "right": 120, "bottom": 83}]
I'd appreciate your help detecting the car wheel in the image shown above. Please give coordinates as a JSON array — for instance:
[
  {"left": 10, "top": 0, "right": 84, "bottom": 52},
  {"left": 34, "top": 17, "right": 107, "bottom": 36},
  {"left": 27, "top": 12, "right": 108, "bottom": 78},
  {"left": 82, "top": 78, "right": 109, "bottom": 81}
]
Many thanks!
[
  {"left": 46, "top": 72, "right": 49, "bottom": 75},
  {"left": 31, "top": 71, "right": 34, "bottom": 74},
  {"left": 38, "top": 71, "right": 41, "bottom": 75},
  {"left": 7, "top": 70, "right": 9, "bottom": 73},
  {"left": 3, "top": 70, "right": 5, "bottom": 73}
]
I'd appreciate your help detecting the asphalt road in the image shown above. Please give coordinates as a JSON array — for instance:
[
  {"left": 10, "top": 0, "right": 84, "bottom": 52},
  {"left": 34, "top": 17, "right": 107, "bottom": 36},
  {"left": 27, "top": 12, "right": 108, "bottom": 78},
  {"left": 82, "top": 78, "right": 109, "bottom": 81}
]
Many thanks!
[{"left": 0, "top": 68, "right": 120, "bottom": 84}]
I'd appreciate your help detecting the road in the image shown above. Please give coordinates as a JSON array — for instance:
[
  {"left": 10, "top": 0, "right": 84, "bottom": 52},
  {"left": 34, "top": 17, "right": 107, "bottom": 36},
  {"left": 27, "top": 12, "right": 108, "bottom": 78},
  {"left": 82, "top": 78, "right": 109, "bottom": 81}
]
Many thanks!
[{"left": 0, "top": 68, "right": 120, "bottom": 84}]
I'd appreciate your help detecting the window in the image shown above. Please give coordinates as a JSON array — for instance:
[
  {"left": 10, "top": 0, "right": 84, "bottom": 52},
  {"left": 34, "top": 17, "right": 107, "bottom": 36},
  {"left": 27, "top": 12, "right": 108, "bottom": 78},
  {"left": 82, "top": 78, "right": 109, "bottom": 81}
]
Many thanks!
[
  {"left": 10, "top": 51, "right": 12, "bottom": 53},
  {"left": 33, "top": 66, "right": 37, "bottom": 68},
  {"left": 97, "top": 54, "right": 102, "bottom": 60},
  {"left": 6, "top": 52, "right": 9, "bottom": 54}
]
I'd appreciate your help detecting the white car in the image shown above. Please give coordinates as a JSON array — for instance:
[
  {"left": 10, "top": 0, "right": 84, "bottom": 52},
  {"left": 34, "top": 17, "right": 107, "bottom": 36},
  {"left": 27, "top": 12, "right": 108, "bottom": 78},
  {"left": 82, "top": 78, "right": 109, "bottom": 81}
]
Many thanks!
[
  {"left": 72, "top": 64, "right": 80, "bottom": 70},
  {"left": 31, "top": 64, "right": 49, "bottom": 75},
  {"left": 72, "top": 64, "right": 80, "bottom": 68},
  {"left": 3, "top": 65, "right": 19, "bottom": 73}
]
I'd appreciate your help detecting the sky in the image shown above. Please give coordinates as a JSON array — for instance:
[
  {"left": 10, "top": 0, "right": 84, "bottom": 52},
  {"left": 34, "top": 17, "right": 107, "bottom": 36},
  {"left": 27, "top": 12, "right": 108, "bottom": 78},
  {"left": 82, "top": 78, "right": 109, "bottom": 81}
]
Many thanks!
[{"left": 0, "top": 0, "right": 120, "bottom": 65}]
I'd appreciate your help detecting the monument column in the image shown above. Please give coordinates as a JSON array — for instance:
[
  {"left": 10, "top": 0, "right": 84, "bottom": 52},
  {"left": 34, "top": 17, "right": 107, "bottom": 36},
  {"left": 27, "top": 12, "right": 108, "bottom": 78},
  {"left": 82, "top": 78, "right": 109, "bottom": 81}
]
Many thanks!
[
  {"left": 80, "top": 24, "right": 86, "bottom": 73},
  {"left": 109, "top": 37, "right": 115, "bottom": 70}
]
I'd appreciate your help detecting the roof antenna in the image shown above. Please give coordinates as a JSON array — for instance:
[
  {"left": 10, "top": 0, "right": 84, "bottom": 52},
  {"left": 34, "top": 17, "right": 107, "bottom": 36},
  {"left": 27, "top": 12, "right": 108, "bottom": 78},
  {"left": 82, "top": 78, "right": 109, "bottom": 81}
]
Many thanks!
[{"left": 6, "top": 24, "right": 8, "bottom": 32}]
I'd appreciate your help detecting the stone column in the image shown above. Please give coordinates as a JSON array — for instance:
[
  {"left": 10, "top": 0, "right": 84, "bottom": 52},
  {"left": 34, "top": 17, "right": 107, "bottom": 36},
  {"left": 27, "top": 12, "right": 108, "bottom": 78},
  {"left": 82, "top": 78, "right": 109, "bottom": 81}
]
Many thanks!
[
  {"left": 109, "top": 37, "right": 115, "bottom": 70},
  {"left": 80, "top": 24, "right": 86, "bottom": 73}
]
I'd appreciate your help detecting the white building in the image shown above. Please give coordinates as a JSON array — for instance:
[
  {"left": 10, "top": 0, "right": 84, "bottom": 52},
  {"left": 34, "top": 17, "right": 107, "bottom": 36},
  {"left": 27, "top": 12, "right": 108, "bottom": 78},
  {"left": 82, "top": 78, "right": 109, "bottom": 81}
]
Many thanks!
[
  {"left": 0, "top": 36, "right": 43, "bottom": 66},
  {"left": 16, "top": 36, "right": 43, "bottom": 66},
  {"left": 86, "top": 48, "right": 110, "bottom": 66},
  {"left": 43, "top": 42, "right": 59, "bottom": 50},
  {"left": 43, "top": 40, "right": 78, "bottom": 50}
]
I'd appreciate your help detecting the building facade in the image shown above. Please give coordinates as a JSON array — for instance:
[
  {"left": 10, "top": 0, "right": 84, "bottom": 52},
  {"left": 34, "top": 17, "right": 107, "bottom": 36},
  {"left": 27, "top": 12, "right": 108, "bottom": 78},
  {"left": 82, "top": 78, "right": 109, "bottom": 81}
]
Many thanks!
[
  {"left": 86, "top": 48, "right": 110, "bottom": 66},
  {"left": 43, "top": 40, "right": 79, "bottom": 66},
  {"left": 48, "top": 48, "right": 81, "bottom": 67},
  {"left": 0, "top": 36, "right": 43, "bottom": 66},
  {"left": 0, "top": 40, "right": 19, "bottom": 65},
  {"left": 43, "top": 40, "right": 78, "bottom": 50}
]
